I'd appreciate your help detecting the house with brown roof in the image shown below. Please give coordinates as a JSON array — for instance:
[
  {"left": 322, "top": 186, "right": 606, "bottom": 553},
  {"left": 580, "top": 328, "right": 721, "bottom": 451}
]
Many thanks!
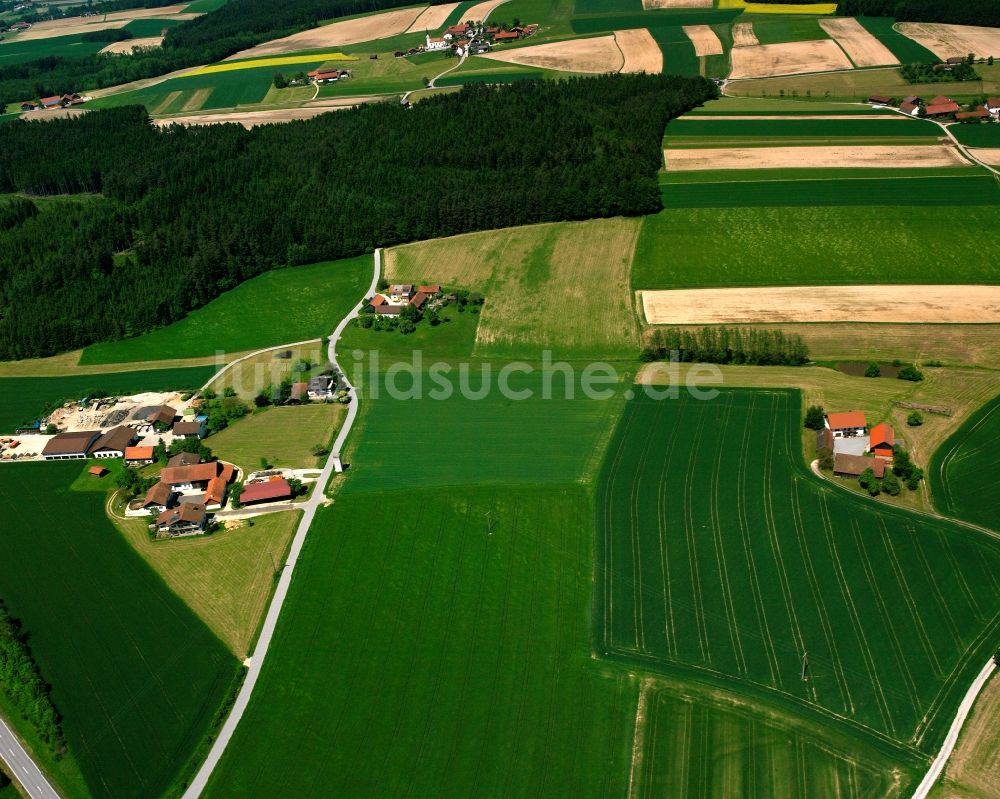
[
  {"left": 956, "top": 107, "right": 990, "bottom": 122},
  {"left": 869, "top": 423, "right": 895, "bottom": 459},
  {"left": 219, "top": 462, "right": 236, "bottom": 484},
  {"left": 167, "top": 451, "right": 200, "bottom": 468},
  {"left": 494, "top": 30, "right": 519, "bottom": 42},
  {"left": 155, "top": 503, "right": 207, "bottom": 536},
  {"left": 834, "top": 453, "right": 885, "bottom": 479},
  {"left": 417, "top": 284, "right": 441, "bottom": 295},
  {"left": 141, "top": 482, "right": 176, "bottom": 512},
  {"left": 371, "top": 294, "right": 402, "bottom": 316},
  {"left": 987, "top": 98, "right": 1000, "bottom": 116},
  {"left": 410, "top": 291, "right": 428, "bottom": 311},
  {"left": 925, "top": 96, "right": 960, "bottom": 117},
  {"left": 868, "top": 94, "right": 893, "bottom": 107},
  {"left": 88, "top": 466, "right": 108, "bottom": 478},
  {"left": 148, "top": 404, "right": 177, "bottom": 430},
  {"left": 825, "top": 411, "right": 867, "bottom": 438},
  {"left": 124, "top": 446, "right": 155, "bottom": 466},
  {"left": 41, "top": 430, "right": 101, "bottom": 460},
  {"left": 160, "top": 461, "right": 219, "bottom": 491},
  {"left": 388, "top": 284, "right": 414, "bottom": 302},
  {"left": 899, "top": 101, "right": 920, "bottom": 117},
  {"left": 172, "top": 420, "right": 205, "bottom": 440},
  {"left": 90, "top": 426, "right": 137, "bottom": 459},
  {"left": 240, "top": 478, "right": 292, "bottom": 505}
]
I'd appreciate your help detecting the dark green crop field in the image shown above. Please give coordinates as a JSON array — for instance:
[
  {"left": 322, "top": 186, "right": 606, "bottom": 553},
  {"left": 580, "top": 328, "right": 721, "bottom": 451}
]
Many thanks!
[
  {"left": 633, "top": 204, "right": 1000, "bottom": 288},
  {"left": 0, "top": 366, "right": 217, "bottom": 432},
  {"left": 855, "top": 16, "right": 940, "bottom": 64},
  {"left": 659, "top": 174, "right": 1000, "bottom": 208},
  {"left": 950, "top": 124, "right": 1000, "bottom": 149},
  {"left": 81, "top": 257, "right": 371, "bottom": 364},
  {"left": 0, "top": 463, "right": 238, "bottom": 799},
  {"left": 931, "top": 393, "right": 1000, "bottom": 533},
  {"left": 0, "top": 34, "right": 105, "bottom": 67},
  {"left": 664, "top": 117, "right": 941, "bottom": 141},
  {"left": 597, "top": 389, "right": 1000, "bottom": 756}
]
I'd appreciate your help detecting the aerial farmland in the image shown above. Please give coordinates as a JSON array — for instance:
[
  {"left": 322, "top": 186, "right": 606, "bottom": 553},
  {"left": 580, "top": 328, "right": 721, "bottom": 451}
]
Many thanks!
[{"left": 0, "top": 0, "right": 998, "bottom": 798}]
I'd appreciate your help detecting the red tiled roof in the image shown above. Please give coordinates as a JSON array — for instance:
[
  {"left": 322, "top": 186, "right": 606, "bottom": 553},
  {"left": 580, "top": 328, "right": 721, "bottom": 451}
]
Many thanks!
[
  {"left": 219, "top": 463, "right": 235, "bottom": 484},
  {"left": 873, "top": 459, "right": 886, "bottom": 478},
  {"left": 495, "top": 30, "right": 518, "bottom": 40},
  {"left": 125, "top": 446, "right": 154, "bottom": 461},
  {"left": 371, "top": 294, "right": 386, "bottom": 307},
  {"left": 240, "top": 478, "right": 292, "bottom": 504},
  {"left": 827, "top": 411, "right": 866, "bottom": 430},
  {"left": 870, "top": 422, "right": 894, "bottom": 449},
  {"left": 930, "top": 95, "right": 953, "bottom": 105},
  {"left": 987, "top": 97, "right": 1000, "bottom": 108},
  {"left": 203, "top": 476, "right": 227, "bottom": 505},
  {"left": 417, "top": 284, "right": 440, "bottom": 294},
  {"left": 143, "top": 482, "right": 173, "bottom": 507},
  {"left": 956, "top": 108, "right": 990, "bottom": 120},
  {"left": 161, "top": 462, "right": 219, "bottom": 485},
  {"left": 88, "top": 466, "right": 107, "bottom": 476},
  {"left": 410, "top": 291, "right": 428, "bottom": 310},
  {"left": 925, "top": 102, "right": 960, "bottom": 115}
]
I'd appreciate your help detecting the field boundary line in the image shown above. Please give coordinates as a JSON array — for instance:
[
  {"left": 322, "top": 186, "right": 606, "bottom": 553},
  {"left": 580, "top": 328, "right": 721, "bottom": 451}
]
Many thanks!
[{"left": 180, "top": 250, "right": 380, "bottom": 799}]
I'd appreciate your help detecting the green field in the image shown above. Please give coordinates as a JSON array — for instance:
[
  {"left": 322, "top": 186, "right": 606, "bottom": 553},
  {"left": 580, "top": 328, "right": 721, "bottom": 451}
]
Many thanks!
[
  {"left": 0, "top": 463, "right": 238, "bottom": 799},
  {"left": 597, "top": 389, "right": 1000, "bottom": 758},
  {"left": 855, "top": 16, "right": 939, "bottom": 64},
  {"left": 931, "top": 393, "right": 1000, "bottom": 533},
  {"left": 0, "top": 33, "right": 105, "bottom": 66},
  {"left": 208, "top": 404, "right": 346, "bottom": 475},
  {"left": 659, "top": 173, "right": 1000, "bottom": 208},
  {"left": 124, "top": 17, "right": 185, "bottom": 37},
  {"left": 633, "top": 204, "right": 1000, "bottom": 288},
  {"left": 665, "top": 117, "right": 941, "bottom": 143},
  {"left": 739, "top": 13, "right": 830, "bottom": 45},
  {"left": 80, "top": 257, "right": 371, "bottom": 364},
  {"left": 0, "top": 366, "right": 217, "bottom": 432},
  {"left": 950, "top": 124, "right": 1000, "bottom": 149}
]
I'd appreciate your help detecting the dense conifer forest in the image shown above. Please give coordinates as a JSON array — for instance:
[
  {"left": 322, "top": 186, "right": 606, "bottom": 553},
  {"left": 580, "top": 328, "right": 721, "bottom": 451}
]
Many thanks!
[
  {"left": 0, "top": 74, "right": 717, "bottom": 360},
  {"left": 0, "top": 0, "right": 451, "bottom": 106},
  {"left": 836, "top": 0, "right": 1000, "bottom": 28}
]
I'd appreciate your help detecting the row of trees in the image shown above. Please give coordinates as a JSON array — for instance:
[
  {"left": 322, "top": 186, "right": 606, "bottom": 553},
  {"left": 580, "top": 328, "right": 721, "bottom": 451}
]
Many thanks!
[
  {"left": 641, "top": 326, "right": 809, "bottom": 366},
  {"left": 836, "top": 0, "right": 1000, "bottom": 28},
  {"left": 0, "top": 0, "right": 453, "bottom": 105},
  {"left": 0, "top": 600, "right": 65, "bottom": 755},
  {"left": 0, "top": 74, "right": 717, "bottom": 359},
  {"left": 901, "top": 61, "right": 979, "bottom": 84}
]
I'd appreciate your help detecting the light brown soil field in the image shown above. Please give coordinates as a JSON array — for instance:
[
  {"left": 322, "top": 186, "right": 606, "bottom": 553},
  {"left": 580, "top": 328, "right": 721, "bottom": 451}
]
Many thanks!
[
  {"left": 99, "top": 36, "right": 163, "bottom": 54},
  {"left": 729, "top": 39, "right": 853, "bottom": 79},
  {"left": 462, "top": 0, "right": 509, "bottom": 22},
  {"left": 931, "top": 672, "right": 1000, "bottom": 799},
  {"left": 732, "top": 22, "right": 758, "bottom": 47},
  {"left": 481, "top": 35, "right": 623, "bottom": 73},
  {"left": 615, "top": 28, "right": 662, "bottom": 73},
  {"left": 897, "top": 22, "right": 1000, "bottom": 60},
  {"left": 20, "top": 108, "right": 87, "bottom": 121},
  {"left": 179, "top": 87, "right": 212, "bottom": 112},
  {"left": 12, "top": 6, "right": 198, "bottom": 40},
  {"left": 819, "top": 17, "right": 898, "bottom": 67},
  {"left": 682, "top": 24, "right": 723, "bottom": 57},
  {"left": 153, "top": 103, "right": 367, "bottom": 127},
  {"left": 226, "top": 6, "right": 427, "bottom": 58},
  {"left": 664, "top": 144, "right": 968, "bottom": 170},
  {"left": 969, "top": 148, "right": 1000, "bottom": 166},
  {"left": 639, "top": 285, "right": 1000, "bottom": 325},
  {"left": 406, "top": 2, "right": 460, "bottom": 32},
  {"left": 643, "top": 0, "right": 713, "bottom": 7}
]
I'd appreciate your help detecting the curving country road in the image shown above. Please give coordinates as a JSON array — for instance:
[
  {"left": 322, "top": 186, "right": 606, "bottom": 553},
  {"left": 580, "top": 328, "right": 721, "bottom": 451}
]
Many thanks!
[
  {"left": 180, "top": 249, "right": 380, "bottom": 799},
  {"left": 0, "top": 715, "right": 60, "bottom": 799}
]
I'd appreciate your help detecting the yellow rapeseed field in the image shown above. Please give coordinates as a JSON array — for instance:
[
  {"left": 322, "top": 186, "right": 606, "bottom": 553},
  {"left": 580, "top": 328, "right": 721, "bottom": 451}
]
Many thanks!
[{"left": 187, "top": 51, "right": 356, "bottom": 76}]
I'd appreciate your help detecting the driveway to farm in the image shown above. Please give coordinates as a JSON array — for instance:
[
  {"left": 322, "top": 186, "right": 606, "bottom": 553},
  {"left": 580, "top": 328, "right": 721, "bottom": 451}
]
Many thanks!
[
  {"left": 180, "top": 250, "right": 380, "bottom": 799},
  {"left": 0, "top": 715, "right": 60, "bottom": 799}
]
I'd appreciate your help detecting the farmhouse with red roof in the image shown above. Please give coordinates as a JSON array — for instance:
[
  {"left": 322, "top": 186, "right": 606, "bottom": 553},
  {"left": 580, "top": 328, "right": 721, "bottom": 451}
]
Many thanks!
[
  {"left": 825, "top": 411, "right": 867, "bottom": 438},
  {"left": 869, "top": 423, "right": 895, "bottom": 459}
]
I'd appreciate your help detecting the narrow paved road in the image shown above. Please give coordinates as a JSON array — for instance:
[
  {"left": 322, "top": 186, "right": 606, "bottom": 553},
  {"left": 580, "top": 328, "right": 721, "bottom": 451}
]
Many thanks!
[
  {"left": 0, "top": 716, "right": 60, "bottom": 799},
  {"left": 180, "top": 249, "right": 380, "bottom": 799}
]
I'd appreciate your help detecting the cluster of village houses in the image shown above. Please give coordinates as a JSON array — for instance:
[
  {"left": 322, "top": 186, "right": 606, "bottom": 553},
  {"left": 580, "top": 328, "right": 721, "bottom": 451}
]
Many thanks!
[
  {"left": 818, "top": 411, "right": 896, "bottom": 480},
  {"left": 414, "top": 20, "right": 538, "bottom": 59},
  {"left": 19, "top": 92, "right": 87, "bottom": 112},
  {"left": 869, "top": 92, "right": 1000, "bottom": 122},
  {"left": 369, "top": 283, "right": 443, "bottom": 316}
]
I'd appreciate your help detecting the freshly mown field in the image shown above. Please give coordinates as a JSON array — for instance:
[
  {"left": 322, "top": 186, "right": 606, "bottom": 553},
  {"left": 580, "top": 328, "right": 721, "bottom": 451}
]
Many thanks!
[
  {"left": 659, "top": 173, "right": 1000, "bottom": 208},
  {"left": 384, "top": 218, "right": 641, "bottom": 360},
  {"left": 208, "top": 404, "right": 346, "bottom": 475},
  {"left": 0, "top": 463, "right": 238, "bottom": 799},
  {"left": 111, "top": 507, "right": 300, "bottom": 658},
  {"left": 631, "top": 678, "right": 905, "bottom": 799},
  {"left": 633, "top": 205, "right": 1000, "bottom": 288},
  {"left": 0, "top": 365, "right": 217, "bottom": 432},
  {"left": 931, "top": 393, "right": 1000, "bottom": 533},
  {"left": 597, "top": 389, "right": 1000, "bottom": 759},
  {"left": 81, "top": 257, "right": 371, "bottom": 364}
]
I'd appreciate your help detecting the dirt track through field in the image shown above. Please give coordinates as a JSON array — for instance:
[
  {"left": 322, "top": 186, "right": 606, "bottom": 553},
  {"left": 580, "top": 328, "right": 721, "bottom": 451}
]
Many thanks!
[
  {"left": 153, "top": 102, "right": 374, "bottom": 127},
  {"left": 729, "top": 39, "right": 853, "bottom": 79},
  {"left": 11, "top": 5, "right": 197, "bottom": 40},
  {"left": 639, "top": 285, "right": 1000, "bottom": 325},
  {"left": 683, "top": 24, "right": 723, "bottom": 57},
  {"left": 643, "top": 0, "right": 712, "bottom": 7},
  {"left": 226, "top": 6, "right": 427, "bottom": 58},
  {"left": 481, "top": 36, "right": 623, "bottom": 73},
  {"left": 100, "top": 36, "right": 163, "bottom": 54},
  {"left": 897, "top": 22, "right": 1000, "bottom": 60},
  {"left": 406, "top": 2, "right": 461, "bottom": 32},
  {"left": 732, "top": 22, "right": 758, "bottom": 47},
  {"left": 819, "top": 17, "right": 898, "bottom": 66},
  {"left": 664, "top": 144, "right": 968, "bottom": 170},
  {"left": 616, "top": 29, "right": 662, "bottom": 73}
]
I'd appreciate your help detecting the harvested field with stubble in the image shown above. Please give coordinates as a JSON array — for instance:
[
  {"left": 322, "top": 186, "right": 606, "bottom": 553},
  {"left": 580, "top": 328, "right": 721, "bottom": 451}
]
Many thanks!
[
  {"left": 730, "top": 39, "right": 852, "bottom": 79},
  {"left": 639, "top": 285, "right": 1000, "bottom": 325},
  {"left": 682, "top": 24, "right": 723, "bottom": 56},
  {"left": 226, "top": 6, "right": 427, "bottom": 58},
  {"left": 732, "top": 21, "right": 758, "bottom": 47},
  {"left": 820, "top": 17, "right": 898, "bottom": 67},
  {"left": 384, "top": 218, "right": 641, "bottom": 359},
  {"left": 898, "top": 22, "right": 1000, "bottom": 61},
  {"left": 152, "top": 104, "right": 367, "bottom": 127},
  {"left": 100, "top": 36, "right": 163, "bottom": 54},
  {"left": 406, "top": 2, "right": 461, "bottom": 32},
  {"left": 462, "top": 0, "right": 508, "bottom": 22},
  {"left": 616, "top": 28, "right": 662, "bottom": 73},
  {"left": 482, "top": 35, "right": 623, "bottom": 73},
  {"left": 9, "top": 5, "right": 197, "bottom": 41},
  {"left": 665, "top": 144, "right": 968, "bottom": 170}
]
